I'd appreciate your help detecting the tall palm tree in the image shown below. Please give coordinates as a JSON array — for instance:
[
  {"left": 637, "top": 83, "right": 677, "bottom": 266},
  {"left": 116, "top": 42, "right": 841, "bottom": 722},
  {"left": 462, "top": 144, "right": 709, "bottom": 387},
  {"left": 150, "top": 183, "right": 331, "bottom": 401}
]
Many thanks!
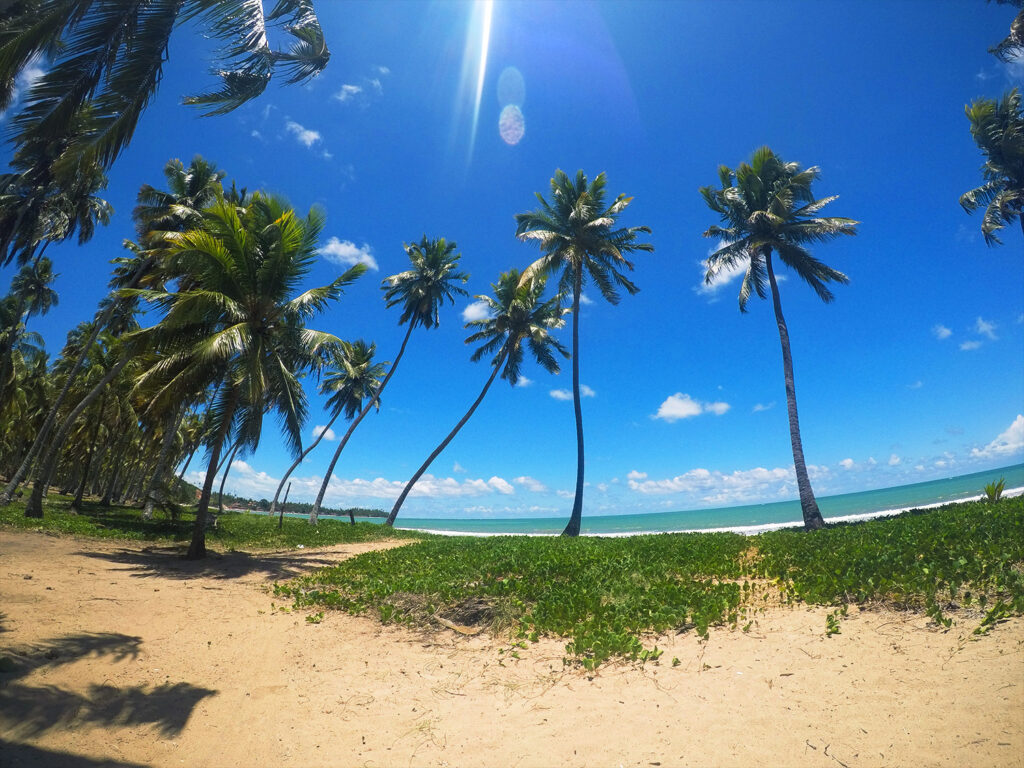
[
  {"left": 307, "top": 236, "right": 469, "bottom": 522},
  {"left": 384, "top": 270, "right": 568, "bottom": 527},
  {"left": 267, "top": 340, "right": 387, "bottom": 523},
  {"left": 515, "top": 170, "right": 652, "bottom": 536},
  {"left": 0, "top": 156, "right": 223, "bottom": 506},
  {"left": 700, "top": 146, "right": 858, "bottom": 531},
  {"left": 126, "top": 193, "right": 363, "bottom": 558},
  {"left": 960, "top": 88, "right": 1023, "bottom": 246}
]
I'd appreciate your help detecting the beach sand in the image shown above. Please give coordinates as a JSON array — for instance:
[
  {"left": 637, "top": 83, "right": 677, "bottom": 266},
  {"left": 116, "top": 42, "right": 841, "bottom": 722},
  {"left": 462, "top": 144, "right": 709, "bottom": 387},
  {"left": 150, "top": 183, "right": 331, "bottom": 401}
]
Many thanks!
[{"left": 1, "top": 529, "right": 1021, "bottom": 767}]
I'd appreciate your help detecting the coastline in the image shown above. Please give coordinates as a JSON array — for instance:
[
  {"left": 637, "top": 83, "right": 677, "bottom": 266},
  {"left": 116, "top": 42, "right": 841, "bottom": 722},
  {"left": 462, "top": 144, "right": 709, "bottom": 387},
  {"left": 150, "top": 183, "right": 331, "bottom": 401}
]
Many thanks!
[{"left": 398, "top": 485, "right": 1024, "bottom": 538}]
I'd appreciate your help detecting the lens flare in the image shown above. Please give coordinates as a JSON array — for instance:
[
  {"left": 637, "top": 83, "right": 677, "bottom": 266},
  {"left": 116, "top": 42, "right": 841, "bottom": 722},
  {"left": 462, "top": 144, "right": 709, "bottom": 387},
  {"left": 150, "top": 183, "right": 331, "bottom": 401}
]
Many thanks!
[{"left": 499, "top": 104, "right": 525, "bottom": 145}]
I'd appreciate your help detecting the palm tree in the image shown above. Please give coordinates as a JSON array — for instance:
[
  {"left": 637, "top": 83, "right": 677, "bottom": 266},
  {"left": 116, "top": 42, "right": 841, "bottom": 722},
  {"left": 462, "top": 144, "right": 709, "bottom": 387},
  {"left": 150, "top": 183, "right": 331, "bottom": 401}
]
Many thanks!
[
  {"left": 0, "top": 1, "right": 329, "bottom": 183},
  {"left": 384, "top": 270, "right": 568, "bottom": 527},
  {"left": 515, "top": 170, "right": 652, "bottom": 536},
  {"left": 267, "top": 340, "right": 387, "bottom": 524},
  {"left": 960, "top": 88, "right": 1023, "bottom": 246},
  {"left": 0, "top": 156, "right": 223, "bottom": 506},
  {"left": 127, "top": 193, "right": 363, "bottom": 558},
  {"left": 989, "top": 1, "right": 1023, "bottom": 62},
  {"left": 306, "top": 237, "right": 469, "bottom": 523},
  {"left": 700, "top": 146, "right": 858, "bottom": 531}
]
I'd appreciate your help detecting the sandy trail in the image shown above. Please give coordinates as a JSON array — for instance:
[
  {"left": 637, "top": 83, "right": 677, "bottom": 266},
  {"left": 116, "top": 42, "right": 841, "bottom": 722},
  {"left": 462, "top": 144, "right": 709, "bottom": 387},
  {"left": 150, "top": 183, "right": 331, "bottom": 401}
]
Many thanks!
[{"left": 1, "top": 529, "right": 1021, "bottom": 768}]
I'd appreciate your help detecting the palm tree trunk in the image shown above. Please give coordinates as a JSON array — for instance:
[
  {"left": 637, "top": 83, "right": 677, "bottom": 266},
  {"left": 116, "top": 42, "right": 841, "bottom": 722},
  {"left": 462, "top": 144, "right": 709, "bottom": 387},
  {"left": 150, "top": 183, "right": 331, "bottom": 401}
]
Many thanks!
[
  {"left": 277, "top": 481, "right": 291, "bottom": 530},
  {"left": 385, "top": 356, "right": 504, "bottom": 527},
  {"left": 0, "top": 257, "right": 153, "bottom": 505},
  {"left": 217, "top": 443, "right": 241, "bottom": 515},
  {"left": 562, "top": 271, "right": 585, "bottom": 537},
  {"left": 188, "top": 388, "right": 239, "bottom": 560},
  {"left": 765, "top": 250, "right": 824, "bottom": 531},
  {"left": 24, "top": 355, "right": 130, "bottom": 518},
  {"left": 309, "top": 322, "right": 415, "bottom": 524},
  {"left": 71, "top": 392, "right": 107, "bottom": 511},
  {"left": 142, "top": 408, "right": 184, "bottom": 520},
  {"left": 269, "top": 407, "right": 343, "bottom": 518}
]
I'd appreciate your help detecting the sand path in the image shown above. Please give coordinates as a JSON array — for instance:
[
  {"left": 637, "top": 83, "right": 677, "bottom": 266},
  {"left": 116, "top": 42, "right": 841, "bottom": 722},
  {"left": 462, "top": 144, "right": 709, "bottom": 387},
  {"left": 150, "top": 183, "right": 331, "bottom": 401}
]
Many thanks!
[{"left": 1, "top": 529, "right": 1022, "bottom": 767}]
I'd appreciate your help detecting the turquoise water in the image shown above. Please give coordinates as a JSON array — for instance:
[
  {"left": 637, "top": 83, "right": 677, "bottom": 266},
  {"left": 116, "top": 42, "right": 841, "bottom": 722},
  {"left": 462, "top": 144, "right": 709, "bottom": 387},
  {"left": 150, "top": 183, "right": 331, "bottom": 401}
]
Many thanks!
[{"left": 377, "top": 463, "right": 1024, "bottom": 535}]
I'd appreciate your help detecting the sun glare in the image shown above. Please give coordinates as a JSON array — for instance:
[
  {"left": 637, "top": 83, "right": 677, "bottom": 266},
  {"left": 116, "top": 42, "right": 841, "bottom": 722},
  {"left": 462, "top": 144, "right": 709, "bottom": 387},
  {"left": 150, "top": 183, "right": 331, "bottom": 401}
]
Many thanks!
[{"left": 468, "top": 0, "right": 494, "bottom": 160}]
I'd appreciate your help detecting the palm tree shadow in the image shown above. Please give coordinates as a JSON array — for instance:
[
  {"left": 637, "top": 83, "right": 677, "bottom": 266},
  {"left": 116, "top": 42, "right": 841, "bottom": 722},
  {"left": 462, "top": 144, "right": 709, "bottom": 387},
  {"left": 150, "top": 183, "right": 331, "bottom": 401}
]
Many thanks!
[
  {"left": 74, "top": 545, "right": 347, "bottom": 581},
  {"left": 0, "top": 632, "right": 216, "bottom": 740},
  {"left": 0, "top": 740, "right": 149, "bottom": 768}
]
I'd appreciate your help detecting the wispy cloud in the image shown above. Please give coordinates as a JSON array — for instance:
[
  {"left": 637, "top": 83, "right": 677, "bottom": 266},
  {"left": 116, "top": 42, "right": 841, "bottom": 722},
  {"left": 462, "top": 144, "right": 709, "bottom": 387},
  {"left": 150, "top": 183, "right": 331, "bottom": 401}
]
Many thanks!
[
  {"left": 335, "top": 84, "right": 363, "bottom": 102},
  {"left": 462, "top": 300, "right": 491, "bottom": 323},
  {"left": 0, "top": 56, "right": 45, "bottom": 123},
  {"left": 839, "top": 458, "right": 855, "bottom": 470},
  {"left": 285, "top": 120, "right": 322, "bottom": 148},
  {"left": 312, "top": 425, "right": 336, "bottom": 441},
  {"left": 975, "top": 316, "right": 998, "bottom": 340},
  {"left": 514, "top": 476, "right": 548, "bottom": 492},
  {"left": 960, "top": 340, "right": 982, "bottom": 351},
  {"left": 515, "top": 376, "right": 532, "bottom": 388},
  {"left": 336, "top": 65, "right": 390, "bottom": 104},
  {"left": 551, "top": 385, "right": 595, "bottom": 401},
  {"left": 888, "top": 454, "right": 901, "bottom": 466},
  {"left": 752, "top": 402, "right": 775, "bottom": 412},
  {"left": 653, "top": 393, "right": 730, "bottom": 422},
  {"left": 626, "top": 465, "right": 806, "bottom": 506},
  {"left": 932, "top": 324, "right": 952, "bottom": 340},
  {"left": 318, "top": 237, "right": 378, "bottom": 270},
  {"left": 907, "top": 380, "right": 923, "bottom": 389},
  {"left": 971, "top": 414, "right": 1024, "bottom": 459}
]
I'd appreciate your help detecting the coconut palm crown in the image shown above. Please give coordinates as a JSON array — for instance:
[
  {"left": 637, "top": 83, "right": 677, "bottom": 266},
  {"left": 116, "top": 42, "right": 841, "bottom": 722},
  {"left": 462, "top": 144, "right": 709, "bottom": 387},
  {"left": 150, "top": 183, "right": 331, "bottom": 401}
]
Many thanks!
[
  {"left": 701, "top": 146, "right": 858, "bottom": 531},
  {"left": 383, "top": 270, "right": 568, "bottom": 527},
  {"left": 960, "top": 88, "right": 1024, "bottom": 246},
  {"left": 515, "top": 169, "right": 652, "bottom": 537}
]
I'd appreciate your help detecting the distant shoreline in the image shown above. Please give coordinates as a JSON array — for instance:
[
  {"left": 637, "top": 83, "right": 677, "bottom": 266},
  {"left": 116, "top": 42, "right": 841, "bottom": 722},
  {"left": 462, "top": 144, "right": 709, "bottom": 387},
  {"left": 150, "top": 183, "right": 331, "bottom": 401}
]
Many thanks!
[{"left": 398, "top": 486, "right": 1024, "bottom": 538}]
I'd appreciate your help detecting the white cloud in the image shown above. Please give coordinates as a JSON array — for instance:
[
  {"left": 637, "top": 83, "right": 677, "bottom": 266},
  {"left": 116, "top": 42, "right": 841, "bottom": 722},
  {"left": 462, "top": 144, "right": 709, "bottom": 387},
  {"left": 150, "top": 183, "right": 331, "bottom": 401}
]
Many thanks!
[
  {"left": 627, "top": 465, "right": 799, "bottom": 506},
  {"left": 285, "top": 120, "right": 322, "bottom": 148},
  {"left": 312, "top": 425, "right": 336, "bottom": 441},
  {"left": 488, "top": 476, "right": 515, "bottom": 495},
  {"left": 377, "top": 65, "right": 391, "bottom": 75},
  {"left": 550, "top": 385, "right": 595, "bottom": 401},
  {"left": 752, "top": 402, "right": 775, "bottom": 412},
  {"left": 907, "top": 380, "right": 923, "bottom": 390},
  {"left": 653, "top": 393, "right": 730, "bottom": 422},
  {"left": 839, "top": 458, "right": 855, "bottom": 470},
  {"left": 513, "top": 476, "right": 548, "bottom": 492},
  {"left": 960, "top": 340, "right": 982, "bottom": 351},
  {"left": 251, "top": 129, "right": 263, "bottom": 141},
  {"left": 515, "top": 376, "right": 532, "bottom": 388},
  {"left": 888, "top": 454, "right": 901, "bottom": 466},
  {"left": 453, "top": 462, "right": 466, "bottom": 473},
  {"left": 0, "top": 57, "right": 45, "bottom": 122},
  {"left": 975, "top": 316, "right": 998, "bottom": 340},
  {"left": 971, "top": 414, "right": 1024, "bottom": 459},
  {"left": 697, "top": 241, "right": 746, "bottom": 298},
  {"left": 462, "top": 300, "right": 491, "bottom": 323},
  {"left": 578, "top": 293, "right": 594, "bottom": 305},
  {"left": 932, "top": 324, "right": 952, "bottom": 340},
  {"left": 335, "top": 84, "right": 362, "bottom": 102},
  {"left": 318, "top": 237, "right": 378, "bottom": 271}
]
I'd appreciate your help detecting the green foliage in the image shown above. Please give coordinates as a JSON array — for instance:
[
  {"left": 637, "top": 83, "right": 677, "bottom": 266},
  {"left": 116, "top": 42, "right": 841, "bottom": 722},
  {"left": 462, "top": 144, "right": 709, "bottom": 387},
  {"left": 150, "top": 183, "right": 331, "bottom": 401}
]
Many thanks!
[
  {"left": 0, "top": 495, "right": 419, "bottom": 548},
  {"left": 281, "top": 498, "right": 1024, "bottom": 668},
  {"left": 985, "top": 477, "right": 1006, "bottom": 502}
]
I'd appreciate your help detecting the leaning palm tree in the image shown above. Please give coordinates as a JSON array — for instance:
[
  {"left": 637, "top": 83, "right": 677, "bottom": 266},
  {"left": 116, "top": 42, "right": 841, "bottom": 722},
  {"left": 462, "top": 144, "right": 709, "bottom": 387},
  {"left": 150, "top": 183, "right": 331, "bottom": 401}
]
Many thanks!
[
  {"left": 126, "top": 193, "right": 364, "bottom": 558},
  {"left": 384, "top": 270, "right": 568, "bottom": 527},
  {"left": 307, "top": 236, "right": 469, "bottom": 522},
  {"left": 266, "top": 340, "right": 387, "bottom": 523},
  {"left": 515, "top": 170, "right": 652, "bottom": 536},
  {"left": 960, "top": 88, "right": 1023, "bottom": 246},
  {"left": 700, "top": 146, "right": 858, "bottom": 531}
]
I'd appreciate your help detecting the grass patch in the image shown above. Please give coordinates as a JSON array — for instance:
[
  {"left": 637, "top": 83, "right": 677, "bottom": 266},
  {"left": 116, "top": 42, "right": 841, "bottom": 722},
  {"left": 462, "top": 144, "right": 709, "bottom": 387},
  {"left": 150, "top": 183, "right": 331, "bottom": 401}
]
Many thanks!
[
  {"left": 278, "top": 497, "right": 1024, "bottom": 668},
  {"left": 0, "top": 495, "right": 423, "bottom": 549}
]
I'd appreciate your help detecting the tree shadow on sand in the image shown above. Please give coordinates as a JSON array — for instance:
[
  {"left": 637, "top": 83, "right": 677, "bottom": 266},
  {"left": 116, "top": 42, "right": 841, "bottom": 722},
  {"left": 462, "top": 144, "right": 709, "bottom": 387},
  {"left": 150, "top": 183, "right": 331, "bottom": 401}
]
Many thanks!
[
  {"left": 0, "top": 632, "right": 216, "bottom": 740},
  {"left": 0, "top": 739, "right": 149, "bottom": 768},
  {"left": 75, "top": 545, "right": 351, "bottom": 581}
]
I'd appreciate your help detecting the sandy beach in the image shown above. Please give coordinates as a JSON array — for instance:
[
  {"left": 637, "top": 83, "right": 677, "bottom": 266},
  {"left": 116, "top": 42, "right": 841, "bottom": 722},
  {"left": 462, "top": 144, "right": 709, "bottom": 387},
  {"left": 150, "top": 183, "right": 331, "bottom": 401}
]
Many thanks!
[{"left": 1, "top": 529, "right": 1022, "bottom": 768}]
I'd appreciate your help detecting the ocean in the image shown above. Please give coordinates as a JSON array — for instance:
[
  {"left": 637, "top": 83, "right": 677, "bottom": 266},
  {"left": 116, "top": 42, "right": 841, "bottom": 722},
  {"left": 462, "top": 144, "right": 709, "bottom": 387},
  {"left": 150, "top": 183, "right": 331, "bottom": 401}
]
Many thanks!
[{"left": 367, "top": 463, "right": 1024, "bottom": 536}]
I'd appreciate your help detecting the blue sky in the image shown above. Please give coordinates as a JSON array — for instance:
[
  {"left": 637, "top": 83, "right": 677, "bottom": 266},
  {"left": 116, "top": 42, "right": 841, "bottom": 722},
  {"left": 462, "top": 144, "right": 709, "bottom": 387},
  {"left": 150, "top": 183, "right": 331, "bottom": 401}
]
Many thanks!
[{"left": 3, "top": 1, "right": 1023, "bottom": 519}]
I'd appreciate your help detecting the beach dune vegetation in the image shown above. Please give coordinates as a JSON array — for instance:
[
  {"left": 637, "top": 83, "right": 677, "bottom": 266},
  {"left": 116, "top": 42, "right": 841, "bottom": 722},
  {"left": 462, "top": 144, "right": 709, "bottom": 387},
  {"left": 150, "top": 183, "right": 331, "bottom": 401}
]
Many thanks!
[{"left": 700, "top": 147, "right": 858, "bottom": 531}]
